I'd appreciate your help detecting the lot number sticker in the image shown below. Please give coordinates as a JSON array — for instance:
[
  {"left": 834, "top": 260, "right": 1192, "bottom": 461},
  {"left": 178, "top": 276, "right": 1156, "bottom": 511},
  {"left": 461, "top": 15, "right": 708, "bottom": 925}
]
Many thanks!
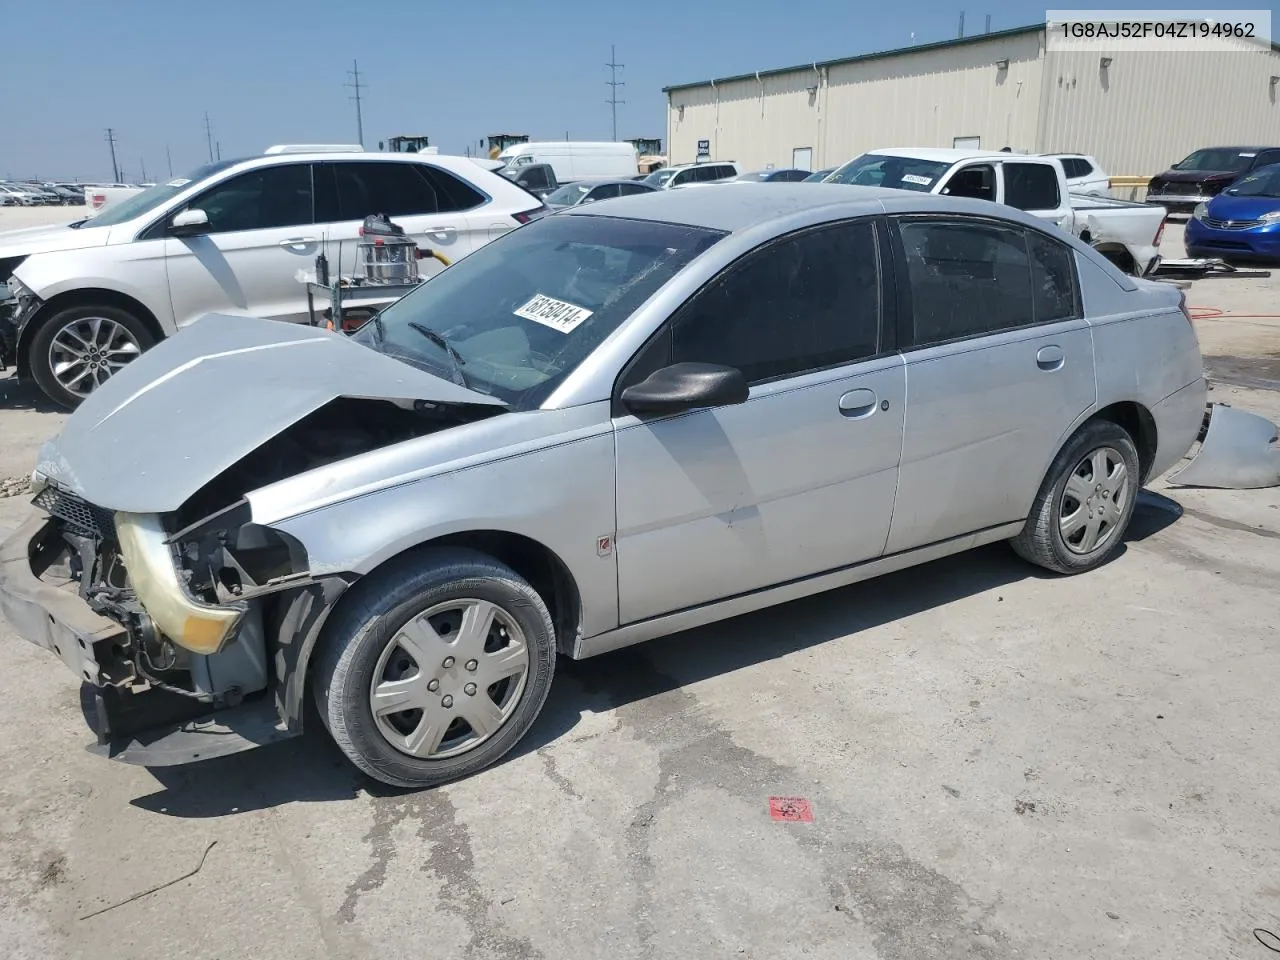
[
  {"left": 514, "top": 293, "right": 594, "bottom": 333},
  {"left": 901, "top": 174, "right": 933, "bottom": 186}
]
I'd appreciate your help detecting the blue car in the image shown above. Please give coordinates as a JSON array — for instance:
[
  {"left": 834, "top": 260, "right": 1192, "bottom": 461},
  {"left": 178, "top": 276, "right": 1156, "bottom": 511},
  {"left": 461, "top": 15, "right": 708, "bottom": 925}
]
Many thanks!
[{"left": 1185, "top": 162, "right": 1280, "bottom": 260}]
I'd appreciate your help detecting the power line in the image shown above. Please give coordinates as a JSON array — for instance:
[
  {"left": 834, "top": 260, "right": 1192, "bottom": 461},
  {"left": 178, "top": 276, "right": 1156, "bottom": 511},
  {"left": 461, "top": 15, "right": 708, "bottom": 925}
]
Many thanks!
[
  {"left": 204, "top": 112, "right": 214, "bottom": 163},
  {"left": 605, "top": 44, "right": 625, "bottom": 142},
  {"left": 346, "top": 60, "right": 366, "bottom": 147},
  {"left": 104, "top": 128, "right": 120, "bottom": 183}
]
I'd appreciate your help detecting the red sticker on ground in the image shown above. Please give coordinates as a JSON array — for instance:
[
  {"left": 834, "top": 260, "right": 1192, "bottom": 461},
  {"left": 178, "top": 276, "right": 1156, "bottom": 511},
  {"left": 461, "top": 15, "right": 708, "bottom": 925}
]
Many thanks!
[{"left": 769, "top": 797, "right": 814, "bottom": 822}]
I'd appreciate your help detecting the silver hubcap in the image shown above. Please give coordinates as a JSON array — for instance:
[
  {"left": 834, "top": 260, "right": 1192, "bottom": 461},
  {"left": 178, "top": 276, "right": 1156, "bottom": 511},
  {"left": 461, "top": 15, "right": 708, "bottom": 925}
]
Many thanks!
[
  {"left": 1059, "top": 446, "right": 1130, "bottom": 555},
  {"left": 369, "top": 599, "right": 530, "bottom": 760},
  {"left": 49, "top": 317, "right": 142, "bottom": 397}
]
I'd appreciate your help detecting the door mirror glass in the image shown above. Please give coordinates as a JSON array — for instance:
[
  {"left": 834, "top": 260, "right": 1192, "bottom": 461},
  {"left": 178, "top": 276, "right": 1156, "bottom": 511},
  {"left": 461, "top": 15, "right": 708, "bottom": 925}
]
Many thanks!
[
  {"left": 621, "top": 362, "right": 748, "bottom": 415},
  {"left": 169, "top": 207, "right": 210, "bottom": 235}
]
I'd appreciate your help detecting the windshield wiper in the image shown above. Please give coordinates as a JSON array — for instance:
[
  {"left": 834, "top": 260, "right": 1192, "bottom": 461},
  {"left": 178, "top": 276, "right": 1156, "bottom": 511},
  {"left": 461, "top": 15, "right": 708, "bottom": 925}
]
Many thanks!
[{"left": 408, "top": 321, "right": 470, "bottom": 389}]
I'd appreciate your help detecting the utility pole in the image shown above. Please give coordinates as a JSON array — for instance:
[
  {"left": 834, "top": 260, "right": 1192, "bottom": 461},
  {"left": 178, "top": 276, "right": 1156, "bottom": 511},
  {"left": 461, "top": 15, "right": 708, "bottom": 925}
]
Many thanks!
[
  {"left": 140, "top": 157, "right": 147, "bottom": 182},
  {"left": 605, "top": 44, "right": 625, "bottom": 141},
  {"left": 216, "top": 141, "right": 222, "bottom": 162},
  {"left": 346, "top": 60, "right": 366, "bottom": 147},
  {"left": 958, "top": 11, "right": 966, "bottom": 38},
  {"left": 204, "top": 112, "right": 214, "bottom": 162},
  {"left": 166, "top": 145, "right": 173, "bottom": 177},
  {"left": 104, "top": 128, "right": 120, "bottom": 183}
]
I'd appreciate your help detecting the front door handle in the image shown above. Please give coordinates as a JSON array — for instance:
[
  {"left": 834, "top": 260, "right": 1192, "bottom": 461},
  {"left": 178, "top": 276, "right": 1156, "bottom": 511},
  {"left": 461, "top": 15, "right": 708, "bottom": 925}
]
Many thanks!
[
  {"left": 1036, "top": 345, "right": 1065, "bottom": 371},
  {"left": 838, "top": 388, "right": 878, "bottom": 419},
  {"left": 425, "top": 226, "right": 457, "bottom": 242},
  {"left": 278, "top": 237, "right": 317, "bottom": 249}
]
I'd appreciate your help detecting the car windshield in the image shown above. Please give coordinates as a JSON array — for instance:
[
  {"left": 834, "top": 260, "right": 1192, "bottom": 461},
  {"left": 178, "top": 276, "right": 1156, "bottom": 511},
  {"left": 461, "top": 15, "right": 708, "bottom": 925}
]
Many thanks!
[
  {"left": 1177, "top": 149, "right": 1256, "bottom": 173},
  {"left": 643, "top": 169, "right": 675, "bottom": 187},
  {"left": 354, "top": 214, "right": 725, "bottom": 409},
  {"left": 545, "top": 183, "right": 592, "bottom": 206},
  {"left": 803, "top": 169, "right": 834, "bottom": 182},
  {"left": 86, "top": 160, "right": 240, "bottom": 227},
  {"left": 825, "top": 154, "right": 952, "bottom": 191},
  {"left": 1224, "top": 164, "right": 1280, "bottom": 198}
]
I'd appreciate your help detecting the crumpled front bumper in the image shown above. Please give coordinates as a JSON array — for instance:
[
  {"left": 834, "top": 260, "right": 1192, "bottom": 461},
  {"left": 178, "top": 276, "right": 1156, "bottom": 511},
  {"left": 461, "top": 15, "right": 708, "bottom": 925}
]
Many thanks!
[
  {"left": 1167, "top": 403, "right": 1280, "bottom": 489},
  {"left": 0, "top": 511, "right": 124, "bottom": 681}
]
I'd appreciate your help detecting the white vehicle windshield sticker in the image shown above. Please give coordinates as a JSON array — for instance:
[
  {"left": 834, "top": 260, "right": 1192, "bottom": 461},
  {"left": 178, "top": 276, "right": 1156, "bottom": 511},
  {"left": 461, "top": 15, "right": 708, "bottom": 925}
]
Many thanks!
[
  {"left": 514, "top": 293, "right": 593, "bottom": 333},
  {"left": 166, "top": 178, "right": 191, "bottom": 187},
  {"left": 1240, "top": 152, "right": 1257, "bottom": 158},
  {"left": 902, "top": 174, "right": 933, "bottom": 185}
]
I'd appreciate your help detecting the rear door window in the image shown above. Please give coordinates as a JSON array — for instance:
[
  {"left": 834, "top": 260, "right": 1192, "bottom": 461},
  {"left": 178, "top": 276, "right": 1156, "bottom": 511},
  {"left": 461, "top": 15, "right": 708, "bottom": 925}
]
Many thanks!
[
  {"left": 896, "top": 217, "right": 1037, "bottom": 346},
  {"left": 315, "top": 161, "right": 444, "bottom": 221},
  {"left": 1003, "top": 163, "right": 1061, "bottom": 211}
]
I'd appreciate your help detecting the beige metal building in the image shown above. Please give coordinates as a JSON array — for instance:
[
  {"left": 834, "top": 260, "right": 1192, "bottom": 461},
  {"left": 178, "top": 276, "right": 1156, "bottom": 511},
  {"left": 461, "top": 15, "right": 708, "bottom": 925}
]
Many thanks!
[{"left": 664, "top": 24, "right": 1280, "bottom": 176}]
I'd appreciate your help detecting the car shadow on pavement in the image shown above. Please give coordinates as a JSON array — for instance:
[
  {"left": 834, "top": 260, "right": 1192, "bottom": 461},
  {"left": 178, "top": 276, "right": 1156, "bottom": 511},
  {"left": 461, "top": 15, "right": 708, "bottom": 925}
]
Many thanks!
[
  {"left": 128, "top": 493, "right": 1182, "bottom": 816},
  {"left": 0, "top": 371, "right": 58, "bottom": 412}
]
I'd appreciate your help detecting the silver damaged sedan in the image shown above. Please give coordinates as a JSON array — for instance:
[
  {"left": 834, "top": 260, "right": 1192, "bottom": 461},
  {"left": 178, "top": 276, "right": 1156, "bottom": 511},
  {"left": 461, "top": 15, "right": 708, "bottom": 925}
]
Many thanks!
[{"left": 0, "top": 186, "right": 1208, "bottom": 788}]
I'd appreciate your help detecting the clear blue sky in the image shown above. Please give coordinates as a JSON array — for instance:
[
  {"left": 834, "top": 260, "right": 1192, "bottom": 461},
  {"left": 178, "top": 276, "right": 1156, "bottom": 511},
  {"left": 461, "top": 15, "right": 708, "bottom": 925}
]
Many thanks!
[{"left": 3, "top": 0, "right": 1275, "bottom": 180}]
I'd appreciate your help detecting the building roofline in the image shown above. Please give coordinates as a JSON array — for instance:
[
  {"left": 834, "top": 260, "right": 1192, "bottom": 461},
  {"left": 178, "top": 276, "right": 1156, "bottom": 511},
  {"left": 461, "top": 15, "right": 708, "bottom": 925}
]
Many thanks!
[
  {"left": 661, "top": 23, "right": 1280, "bottom": 93},
  {"left": 662, "top": 23, "right": 1044, "bottom": 93}
]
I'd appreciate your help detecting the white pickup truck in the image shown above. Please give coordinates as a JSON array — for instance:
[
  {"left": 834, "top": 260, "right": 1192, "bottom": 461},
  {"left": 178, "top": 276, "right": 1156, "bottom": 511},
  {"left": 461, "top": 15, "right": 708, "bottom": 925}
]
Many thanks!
[{"left": 827, "top": 149, "right": 1166, "bottom": 275}]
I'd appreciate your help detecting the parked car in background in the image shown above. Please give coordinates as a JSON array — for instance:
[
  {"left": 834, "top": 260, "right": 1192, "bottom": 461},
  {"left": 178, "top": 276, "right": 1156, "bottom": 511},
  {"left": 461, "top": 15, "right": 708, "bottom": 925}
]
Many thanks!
[
  {"left": 1041, "top": 154, "right": 1111, "bottom": 197},
  {"left": 0, "top": 183, "right": 50, "bottom": 206},
  {"left": 804, "top": 167, "right": 837, "bottom": 182},
  {"left": 0, "top": 147, "right": 548, "bottom": 407},
  {"left": 729, "top": 168, "right": 812, "bottom": 183},
  {"left": 47, "top": 185, "right": 84, "bottom": 205},
  {"left": 1185, "top": 162, "right": 1280, "bottom": 261},
  {"left": 643, "top": 161, "right": 740, "bottom": 189},
  {"left": 0, "top": 184, "right": 1207, "bottom": 789},
  {"left": 496, "top": 141, "right": 638, "bottom": 182},
  {"left": 544, "top": 178, "right": 657, "bottom": 209},
  {"left": 17, "top": 184, "right": 59, "bottom": 205},
  {"left": 1146, "top": 146, "right": 1280, "bottom": 215},
  {"left": 827, "top": 149, "right": 1166, "bottom": 275},
  {"left": 498, "top": 162, "right": 560, "bottom": 198}
]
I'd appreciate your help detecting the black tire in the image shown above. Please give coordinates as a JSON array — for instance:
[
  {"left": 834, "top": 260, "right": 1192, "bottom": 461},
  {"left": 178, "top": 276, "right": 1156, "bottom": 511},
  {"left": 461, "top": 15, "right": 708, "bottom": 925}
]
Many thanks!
[
  {"left": 311, "top": 548, "right": 557, "bottom": 789},
  {"left": 28, "top": 303, "right": 156, "bottom": 409},
  {"left": 1011, "top": 419, "right": 1141, "bottom": 575}
]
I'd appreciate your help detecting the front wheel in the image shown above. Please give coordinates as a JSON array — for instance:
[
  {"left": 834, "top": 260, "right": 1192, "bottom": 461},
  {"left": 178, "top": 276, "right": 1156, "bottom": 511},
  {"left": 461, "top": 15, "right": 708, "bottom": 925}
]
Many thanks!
[
  {"left": 312, "top": 548, "right": 557, "bottom": 789},
  {"left": 1011, "top": 420, "right": 1140, "bottom": 575},
  {"left": 28, "top": 304, "right": 155, "bottom": 409}
]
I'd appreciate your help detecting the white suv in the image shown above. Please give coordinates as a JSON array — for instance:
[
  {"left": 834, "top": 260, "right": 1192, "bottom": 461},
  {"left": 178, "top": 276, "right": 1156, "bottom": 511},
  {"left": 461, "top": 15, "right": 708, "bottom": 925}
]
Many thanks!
[
  {"left": 1041, "top": 153, "right": 1112, "bottom": 197},
  {"left": 0, "top": 148, "right": 546, "bottom": 407},
  {"left": 642, "top": 161, "right": 740, "bottom": 189}
]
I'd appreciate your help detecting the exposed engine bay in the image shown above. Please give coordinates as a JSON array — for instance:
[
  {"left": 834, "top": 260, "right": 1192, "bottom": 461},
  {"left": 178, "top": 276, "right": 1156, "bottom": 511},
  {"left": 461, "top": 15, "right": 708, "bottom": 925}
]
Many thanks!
[{"left": 26, "top": 395, "right": 499, "bottom": 740}]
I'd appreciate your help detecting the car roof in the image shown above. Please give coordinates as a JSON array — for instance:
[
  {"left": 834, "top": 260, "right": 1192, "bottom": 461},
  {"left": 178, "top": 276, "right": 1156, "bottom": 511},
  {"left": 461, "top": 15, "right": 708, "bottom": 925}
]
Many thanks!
[
  {"left": 664, "top": 160, "right": 737, "bottom": 172},
  {"left": 866, "top": 147, "right": 1031, "bottom": 164},
  {"left": 569, "top": 183, "right": 912, "bottom": 232}
]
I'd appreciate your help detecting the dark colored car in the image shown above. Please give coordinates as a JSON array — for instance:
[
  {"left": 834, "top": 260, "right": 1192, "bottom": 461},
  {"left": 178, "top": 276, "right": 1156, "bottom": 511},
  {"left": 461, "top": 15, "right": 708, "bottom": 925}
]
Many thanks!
[
  {"left": 803, "top": 167, "right": 836, "bottom": 182},
  {"left": 1185, "top": 162, "right": 1280, "bottom": 261},
  {"left": 730, "top": 168, "right": 812, "bottom": 183},
  {"left": 544, "top": 178, "right": 656, "bottom": 209},
  {"left": 1146, "top": 146, "right": 1280, "bottom": 215},
  {"left": 499, "top": 162, "right": 559, "bottom": 198}
]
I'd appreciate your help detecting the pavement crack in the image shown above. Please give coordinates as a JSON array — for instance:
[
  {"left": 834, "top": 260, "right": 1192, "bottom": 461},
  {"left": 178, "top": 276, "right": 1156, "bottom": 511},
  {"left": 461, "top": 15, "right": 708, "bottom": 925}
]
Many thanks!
[
  {"left": 337, "top": 796, "right": 424, "bottom": 924},
  {"left": 538, "top": 747, "right": 583, "bottom": 800}
]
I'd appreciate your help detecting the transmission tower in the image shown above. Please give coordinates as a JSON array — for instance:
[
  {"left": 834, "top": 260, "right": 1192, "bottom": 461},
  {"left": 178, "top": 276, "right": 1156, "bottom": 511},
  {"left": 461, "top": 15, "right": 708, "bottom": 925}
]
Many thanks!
[
  {"left": 104, "top": 128, "right": 120, "bottom": 183},
  {"left": 346, "top": 60, "right": 366, "bottom": 146},
  {"left": 605, "top": 45, "right": 625, "bottom": 141}
]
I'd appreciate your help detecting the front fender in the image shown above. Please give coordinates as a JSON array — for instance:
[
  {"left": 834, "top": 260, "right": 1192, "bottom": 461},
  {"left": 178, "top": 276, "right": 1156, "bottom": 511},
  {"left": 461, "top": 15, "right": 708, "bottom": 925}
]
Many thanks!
[{"left": 13, "top": 246, "right": 175, "bottom": 334}]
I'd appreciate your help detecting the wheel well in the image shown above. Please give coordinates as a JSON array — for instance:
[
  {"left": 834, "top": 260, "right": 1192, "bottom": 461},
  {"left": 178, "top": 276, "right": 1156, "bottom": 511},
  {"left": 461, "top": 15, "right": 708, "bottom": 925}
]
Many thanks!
[
  {"left": 15, "top": 288, "right": 164, "bottom": 377},
  {"left": 1091, "top": 243, "right": 1135, "bottom": 275},
  {"left": 1093, "top": 401, "right": 1158, "bottom": 482}
]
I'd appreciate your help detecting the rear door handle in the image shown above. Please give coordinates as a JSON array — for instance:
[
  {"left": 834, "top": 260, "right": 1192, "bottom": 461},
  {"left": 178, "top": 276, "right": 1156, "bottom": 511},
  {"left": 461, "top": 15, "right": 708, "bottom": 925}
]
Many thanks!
[
  {"left": 279, "top": 237, "right": 317, "bottom": 249},
  {"left": 1036, "top": 345, "right": 1065, "bottom": 371},
  {"left": 838, "top": 388, "right": 878, "bottom": 419}
]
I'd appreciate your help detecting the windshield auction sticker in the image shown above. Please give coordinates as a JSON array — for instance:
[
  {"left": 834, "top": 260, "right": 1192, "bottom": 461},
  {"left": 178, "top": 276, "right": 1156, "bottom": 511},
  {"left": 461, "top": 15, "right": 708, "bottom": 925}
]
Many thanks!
[
  {"left": 901, "top": 174, "right": 933, "bottom": 186},
  {"left": 515, "top": 293, "right": 594, "bottom": 333},
  {"left": 1046, "top": 9, "right": 1271, "bottom": 51}
]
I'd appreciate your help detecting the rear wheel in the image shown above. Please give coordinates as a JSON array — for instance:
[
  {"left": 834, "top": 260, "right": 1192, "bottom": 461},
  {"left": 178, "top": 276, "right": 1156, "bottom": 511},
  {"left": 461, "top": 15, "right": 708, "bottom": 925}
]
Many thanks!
[
  {"left": 1012, "top": 420, "right": 1140, "bottom": 574},
  {"left": 28, "top": 304, "right": 154, "bottom": 409},
  {"left": 312, "top": 548, "right": 557, "bottom": 789}
]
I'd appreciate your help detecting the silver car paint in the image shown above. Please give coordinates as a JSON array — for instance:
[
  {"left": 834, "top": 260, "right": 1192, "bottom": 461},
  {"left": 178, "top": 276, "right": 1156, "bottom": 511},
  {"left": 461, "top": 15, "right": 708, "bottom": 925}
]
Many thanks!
[
  {"left": 35, "top": 314, "right": 502, "bottom": 513},
  {"left": 1167, "top": 403, "right": 1280, "bottom": 489},
  {"left": 28, "top": 187, "right": 1208, "bottom": 670}
]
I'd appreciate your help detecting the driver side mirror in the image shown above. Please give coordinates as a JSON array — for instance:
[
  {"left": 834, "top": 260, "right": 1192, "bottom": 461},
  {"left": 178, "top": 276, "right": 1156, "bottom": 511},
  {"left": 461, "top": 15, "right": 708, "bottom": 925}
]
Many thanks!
[
  {"left": 169, "top": 208, "right": 210, "bottom": 236},
  {"left": 1170, "top": 162, "right": 1181, "bottom": 170},
  {"left": 620, "top": 362, "right": 749, "bottom": 415}
]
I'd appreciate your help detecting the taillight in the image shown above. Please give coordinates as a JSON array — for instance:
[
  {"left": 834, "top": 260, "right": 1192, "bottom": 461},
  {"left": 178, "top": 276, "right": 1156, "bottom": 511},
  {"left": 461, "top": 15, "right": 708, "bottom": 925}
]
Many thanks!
[
  {"left": 513, "top": 204, "right": 547, "bottom": 225},
  {"left": 1178, "top": 290, "right": 1194, "bottom": 326},
  {"left": 1153, "top": 216, "right": 1166, "bottom": 247}
]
